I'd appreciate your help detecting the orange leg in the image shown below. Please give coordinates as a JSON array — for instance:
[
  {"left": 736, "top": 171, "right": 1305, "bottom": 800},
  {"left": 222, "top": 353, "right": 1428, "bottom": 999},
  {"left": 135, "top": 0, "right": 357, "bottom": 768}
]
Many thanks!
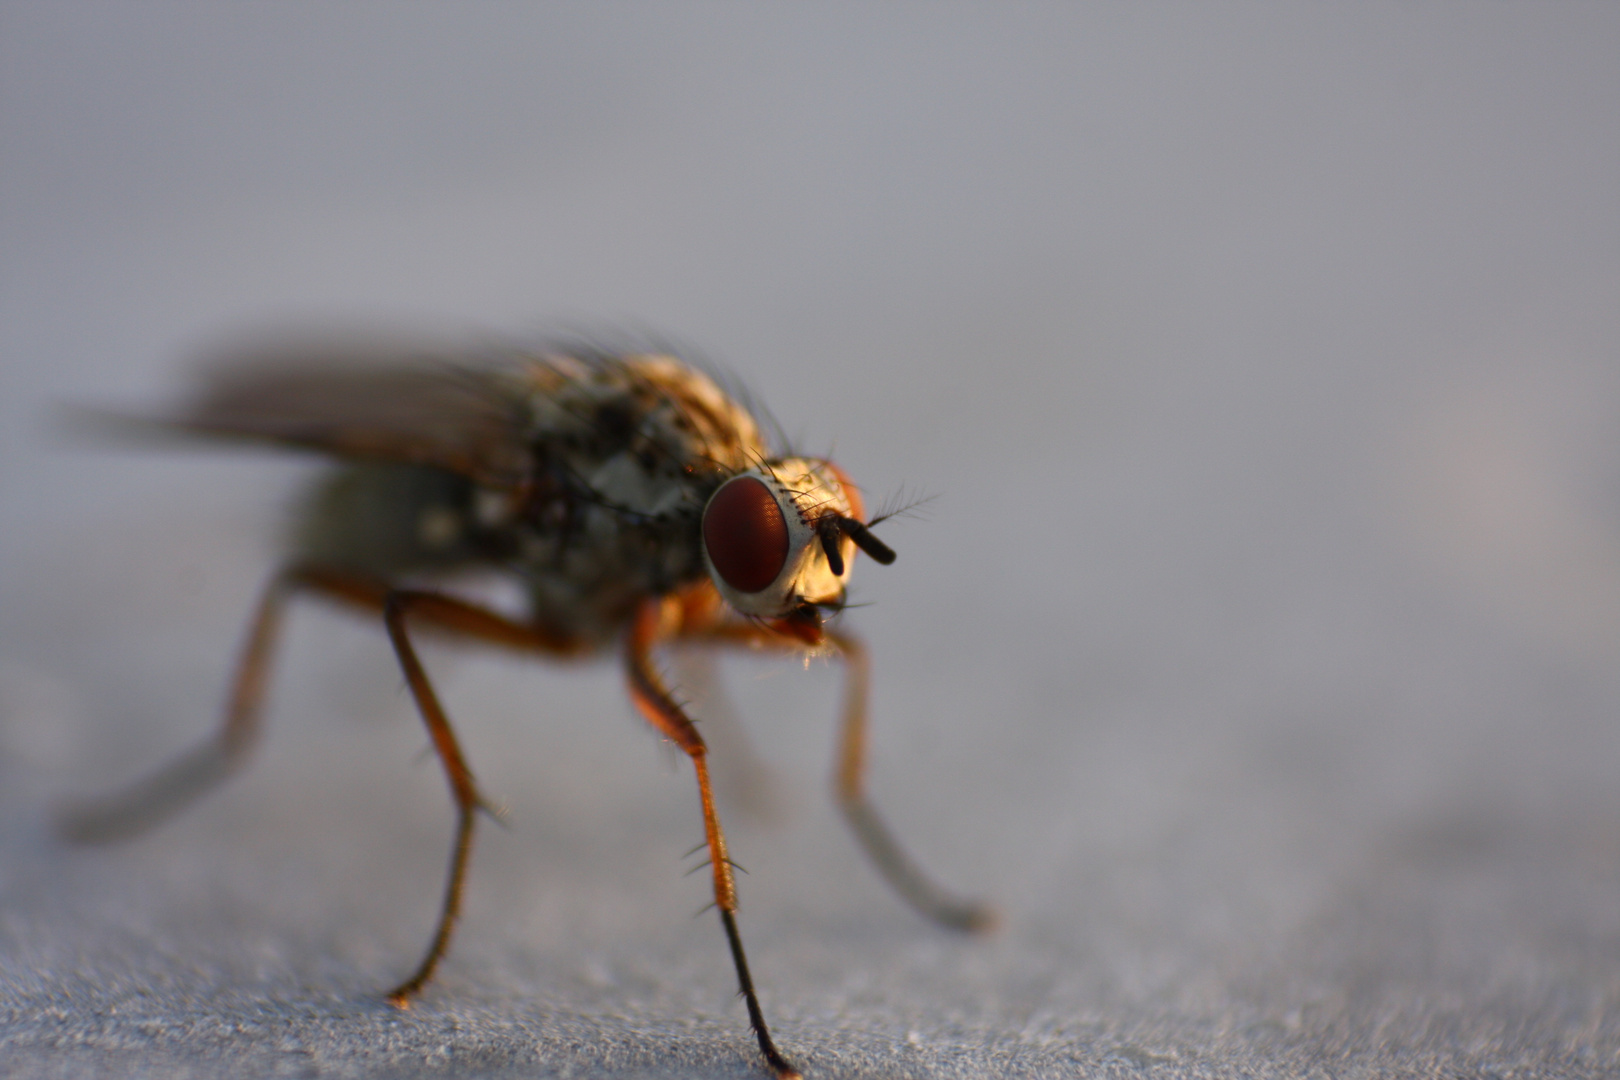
[
  {"left": 59, "top": 562, "right": 588, "bottom": 1007},
  {"left": 626, "top": 599, "right": 801, "bottom": 1080},
  {"left": 698, "top": 622, "right": 994, "bottom": 933},
  {"left": 59, "top": 564, "right": 305, "bottom": 844},
  {"left": 667, "top": 644, "right": 783, "bottom": 822}
]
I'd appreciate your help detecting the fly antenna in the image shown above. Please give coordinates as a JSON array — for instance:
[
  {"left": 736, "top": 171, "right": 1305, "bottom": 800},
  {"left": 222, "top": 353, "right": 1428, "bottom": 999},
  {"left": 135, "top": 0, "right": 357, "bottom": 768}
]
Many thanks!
[
  {"left": 836, "top": 516, "right": 896, "bottom": 565},
  {"left": 817, "top": 517, "right": 846, "bottom": 576}
]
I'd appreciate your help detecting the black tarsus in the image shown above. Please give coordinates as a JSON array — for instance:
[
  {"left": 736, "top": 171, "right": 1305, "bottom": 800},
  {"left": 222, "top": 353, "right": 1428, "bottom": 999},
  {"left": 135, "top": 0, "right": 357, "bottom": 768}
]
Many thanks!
[{"left": 720, "top": 909, "right": 801, "bottom": 1079}]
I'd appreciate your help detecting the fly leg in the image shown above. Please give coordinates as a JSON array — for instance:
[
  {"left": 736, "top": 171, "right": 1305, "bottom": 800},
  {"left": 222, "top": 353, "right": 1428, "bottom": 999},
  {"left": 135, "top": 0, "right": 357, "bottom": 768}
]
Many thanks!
[
  {"left": 700, "top": 623, "right": 994, "bottom": 933},
  {"left": 351, "top": 584, "right": 585, "bottom": 1005},
  {"left": 627, "top": 598, "right": 801, "bottom": 1080},
  {"left": 369, "top": 587, "right": 488, "bottom": 1005},
  {"left": 669, "top": 644, "right": 784, "bottom": 822},
  {"left": 60, "top": 562, "right": 588, "bottom": 1006},
  {"left": 823, "top": 629, "right": 994, "bottom": 932},
  {"left": 59, "top": 563, "right": 313, "bottom": 843},
  {"left": 58, "top": 563, "right": 432, "bottom": 842}
]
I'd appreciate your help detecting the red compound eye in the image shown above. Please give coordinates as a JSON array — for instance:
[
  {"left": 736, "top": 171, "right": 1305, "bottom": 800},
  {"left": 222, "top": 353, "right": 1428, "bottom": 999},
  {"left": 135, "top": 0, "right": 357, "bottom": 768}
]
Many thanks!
[{"left": 703, "top": 475, "right": 789, "bottom": 594}]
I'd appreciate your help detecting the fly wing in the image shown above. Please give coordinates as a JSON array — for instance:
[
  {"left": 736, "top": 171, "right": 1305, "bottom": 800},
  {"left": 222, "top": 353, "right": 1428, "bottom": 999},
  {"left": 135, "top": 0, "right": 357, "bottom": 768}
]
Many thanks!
[{"left": 163, "top": 341, "right": 534, "bottom": 489}]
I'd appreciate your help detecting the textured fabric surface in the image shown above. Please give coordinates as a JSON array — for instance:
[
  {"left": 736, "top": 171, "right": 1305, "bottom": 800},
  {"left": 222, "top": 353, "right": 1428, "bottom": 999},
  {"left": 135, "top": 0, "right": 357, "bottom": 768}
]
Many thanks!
[{"left": 3, "top": 6, "right": 1619, "bottom": 1078}]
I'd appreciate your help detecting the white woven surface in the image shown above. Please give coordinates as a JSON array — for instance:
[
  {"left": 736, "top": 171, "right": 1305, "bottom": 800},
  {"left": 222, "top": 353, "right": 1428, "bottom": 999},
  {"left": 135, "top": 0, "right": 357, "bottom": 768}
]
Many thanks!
[{"left": 3, "top": 5, "right": 1619, "bottom": 1077}]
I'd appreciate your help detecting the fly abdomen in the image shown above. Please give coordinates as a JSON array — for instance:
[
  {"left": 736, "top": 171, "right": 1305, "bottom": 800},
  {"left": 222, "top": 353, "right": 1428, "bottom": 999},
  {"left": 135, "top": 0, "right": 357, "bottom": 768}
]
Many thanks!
[{"left": 293, "top": 462, "right": 494, "bottom": 578}]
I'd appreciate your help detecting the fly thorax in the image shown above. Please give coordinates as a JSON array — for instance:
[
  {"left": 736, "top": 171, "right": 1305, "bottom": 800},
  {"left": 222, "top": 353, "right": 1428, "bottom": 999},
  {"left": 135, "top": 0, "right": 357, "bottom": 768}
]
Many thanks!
[{"left": 583, "top": 452, "right": 684, "bottom": 516}]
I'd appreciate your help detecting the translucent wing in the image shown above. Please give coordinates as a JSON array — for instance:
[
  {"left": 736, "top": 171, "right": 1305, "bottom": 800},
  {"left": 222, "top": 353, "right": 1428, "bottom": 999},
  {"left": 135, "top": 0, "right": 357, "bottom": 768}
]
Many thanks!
[{"left": 165, "top": 340, "right": 533, "bottom": 489}]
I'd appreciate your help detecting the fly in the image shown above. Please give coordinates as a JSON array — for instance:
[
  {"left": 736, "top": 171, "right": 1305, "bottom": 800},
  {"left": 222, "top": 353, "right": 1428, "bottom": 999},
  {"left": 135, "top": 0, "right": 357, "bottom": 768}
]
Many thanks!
[{"left": 60, "top": 341, "right": 991, "bottom": 1080}]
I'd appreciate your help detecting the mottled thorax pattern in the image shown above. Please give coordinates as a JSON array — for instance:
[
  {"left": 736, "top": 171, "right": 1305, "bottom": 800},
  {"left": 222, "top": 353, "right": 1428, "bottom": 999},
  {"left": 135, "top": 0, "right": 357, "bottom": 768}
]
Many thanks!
[{"left": 497, "top": 354, "right": 769, "bottom": 642}]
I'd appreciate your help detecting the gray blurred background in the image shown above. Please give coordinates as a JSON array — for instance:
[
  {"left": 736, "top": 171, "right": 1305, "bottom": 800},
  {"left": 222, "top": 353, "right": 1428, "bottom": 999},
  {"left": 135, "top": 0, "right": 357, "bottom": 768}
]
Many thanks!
[{"left": 3, "top": 5, "right": 1619, "bottom": 1077}]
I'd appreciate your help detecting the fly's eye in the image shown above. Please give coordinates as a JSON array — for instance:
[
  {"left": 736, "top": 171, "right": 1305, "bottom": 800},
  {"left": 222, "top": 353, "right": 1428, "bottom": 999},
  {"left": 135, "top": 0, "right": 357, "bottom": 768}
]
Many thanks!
[{"left": 703, "top": 475, "right": 789, "bottom": 593}]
